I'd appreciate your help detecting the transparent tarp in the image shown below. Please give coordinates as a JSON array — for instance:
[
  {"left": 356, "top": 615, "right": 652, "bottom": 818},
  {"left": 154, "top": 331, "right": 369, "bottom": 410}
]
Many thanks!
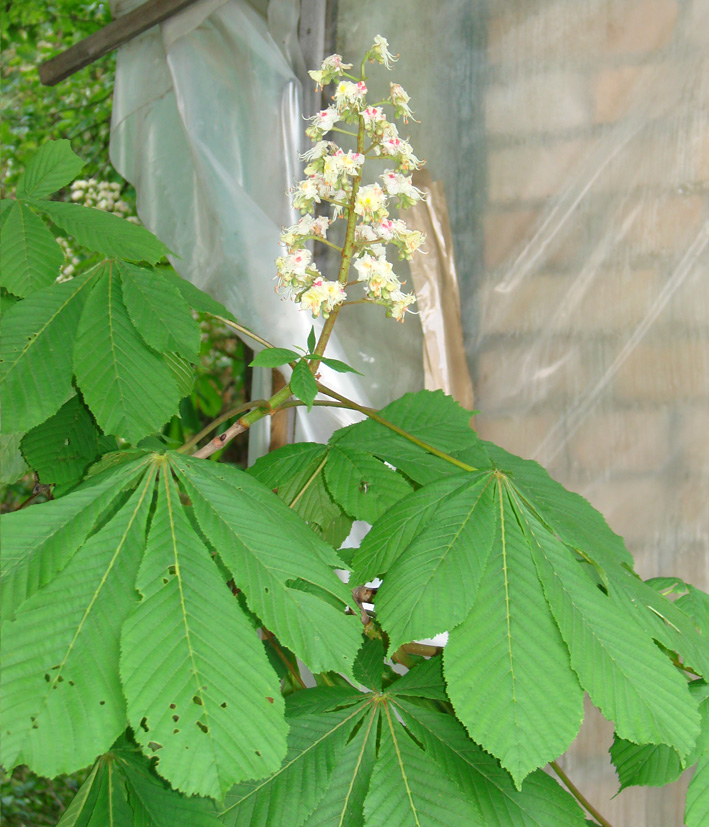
[{"left": 111, "top": 1, "right": 708, "bottom": 823}]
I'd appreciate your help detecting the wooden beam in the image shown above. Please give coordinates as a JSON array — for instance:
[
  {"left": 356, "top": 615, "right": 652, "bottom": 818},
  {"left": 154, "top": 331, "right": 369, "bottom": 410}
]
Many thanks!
[{"left": 38, "top": 0, "right": 201, "bottom": 86}]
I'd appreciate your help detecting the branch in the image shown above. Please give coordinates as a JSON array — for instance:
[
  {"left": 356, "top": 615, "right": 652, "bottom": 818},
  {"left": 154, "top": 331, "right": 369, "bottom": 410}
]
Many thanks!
[
  {"left": 550, "top": 761, "right": 616, "bottom": 827},
  {"left": 177, "top": 399, "right": 271, "bottom": 454}
]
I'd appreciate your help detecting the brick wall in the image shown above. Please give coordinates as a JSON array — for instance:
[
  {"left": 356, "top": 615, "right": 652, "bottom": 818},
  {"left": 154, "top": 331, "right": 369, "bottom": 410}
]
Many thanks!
[{"left": 472, "top": 2, "right": 708, "bottom": 821}]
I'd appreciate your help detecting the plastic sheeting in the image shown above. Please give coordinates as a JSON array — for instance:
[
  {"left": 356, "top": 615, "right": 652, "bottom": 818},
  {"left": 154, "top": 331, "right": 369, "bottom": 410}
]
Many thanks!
[
  {"left": 338, "top": 2, "right": 708, "bottom": 824},
  {"left": 108, "top": 0, "right": 425, "bottom": 461}
]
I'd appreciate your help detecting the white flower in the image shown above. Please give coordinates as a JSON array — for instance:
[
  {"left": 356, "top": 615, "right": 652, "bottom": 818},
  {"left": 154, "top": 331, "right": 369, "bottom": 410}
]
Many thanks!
[
  {"left": 291, "top": 177, "right": 324, "bottom": 213},
  {"left": 305, "top": 106, "right": 340, "bottom": 140},
  {"left": 380, "top": 169, "right": 425, "bottom": 206},
  {"left": 72, "top": 180, "right": 88, "bottom": 190},
  {"left": 333, "top": 80, "right": 367, "bottom": 112},
  {"left": 354, "top": 183, "right": 389, "bottom": 223},
  {"left": 388, "top": 289, "right": 417, "bottom": 321},
  {"left": 71, "top": 190, "right": 83, "bottom": 201},
  {"left": 308, "top": 53, "right": 353, "bottom": 88},
  {"left": 281, "top": 215, "right": 330, "bottom": 247},
  {"left": 299, "top": 278, "right": 347, "bottom": 318},
  {"left": 389, "top": 83, "right": 414, "bottom": 122},
  {"left": 361, "top": 106, "right": 386, "bottom": 133},
  {"left": 368, "top": 35, "right": 397, "bottom": 69},
  {"left": 355, "top": 223, "right": 387, "bottom": 257},
  {"left": 300, "top": 141, "right": 332, "bottom": 163},
  {"left": 110, "top": 182, "right": 121, "bottom": 191},
  {"left": 354, "top": 254, "right": 400, "bottom": 298}
]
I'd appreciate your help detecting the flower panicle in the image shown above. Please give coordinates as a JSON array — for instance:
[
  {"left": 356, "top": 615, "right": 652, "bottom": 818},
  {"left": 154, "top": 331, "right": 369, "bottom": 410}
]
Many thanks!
[{"left": 278, "top": 35, "right": 424, "bottom": 323}]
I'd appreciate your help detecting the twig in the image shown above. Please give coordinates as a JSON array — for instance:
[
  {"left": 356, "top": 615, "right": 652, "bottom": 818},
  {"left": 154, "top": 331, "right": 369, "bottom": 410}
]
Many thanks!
[
  {"left": 550, "top": 760, "right": 616, "bottom": 827},
  {"left": 177, "top": 399, "right": 270, "bottom": 454},
  {"left": 262, "top": 629, "right": 307, "bottom": 690}
]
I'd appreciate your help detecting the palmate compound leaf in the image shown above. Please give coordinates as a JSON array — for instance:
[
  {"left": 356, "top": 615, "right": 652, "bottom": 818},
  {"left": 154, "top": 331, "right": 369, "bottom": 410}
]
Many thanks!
[
  {"left": 609, "top": 736, "right": 683, "bottom": 791},
  {"left": 330, "top": 390, "right": 489, "bottom": 485},
  {"left": 1, "top": 455, "right": 151, "bottom": 620},
  {"left": 118, "top": 262, "right": 201, "bottom": 360},
  {"left": 221, "top": 699, "right": 369, "bottom": 827},
  {"left": 15, "top": 139, "right": 85, "bottom": 201},
  {"left": 168, "top": 454, "right": 362, "bottom": 675},
  {"left": 21, "top": 393, "right": 99, "bottom": 485},
  {"left": 247, "top": 443, "right": 353, "bottom": 549},
  {"left": 395, "top": 701, "right": 587, "bottom": 827},
  {"left": 323, "top": 444, "right": 413, "bottom": 524},
  {"left": 363, "top": 701, "right": 484, "bottom": 827},
  {"left": 74, "top": 262, "right": 182, "bottom": 442},
  {"left": 373, "top": 471, "right": 498, "bottom": 655},
  {"left": 57, "top": 738, "right": 221, "bottom": 827},
  {"left": 520, "top": 498, "right": 701, "bottom": 761},
  {"left": 443, "top": 484, "right": 585, "bottom": 788},
  {"left": 120, "top": 464, "right": 288, "bottom": 800},
  {"left": 32, "top": 198, "right": 170, "bottom": 264},
  {"left": 0, "top": 464, "right": 157, "bottom": 777},
  {"left": 0, "top": 269, "right": 98, "bottom": 432},
  {"left": 0, "top": 200, "right": 64, "bottom": 297}
]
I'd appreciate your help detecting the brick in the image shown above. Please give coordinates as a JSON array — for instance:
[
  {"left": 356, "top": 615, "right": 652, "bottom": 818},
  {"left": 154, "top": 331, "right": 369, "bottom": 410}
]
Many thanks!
[
  {"left": 567, "top": 270, "right": 662, "bottom": 333},
  {"left": 475, "top": 341, "right": 588, "bottom": 413},
  {"left": 488, "top": 140, "right": 589, "bottom": 204},
  {"left": 475, "top": 413, "right": 556, "bottom": 459},
  {"left": 488, "top": 0, "right": 678, "bottom": 66},
  {"left": 614, "top": 341, "right": 709, "bottom": 401},
  {"left": 686, "top": 0, "right": 709, "bottom": 47},
  {"left": 593, "top": 63, "right": 677, "bottom": 124},
  {"left": 485, "top": 73, "right": 590, "bottom": 135},
  {"left": 477, "top": 274, "right": 568, "bottom": 335},
  {"left": 620, "top": 195, "right": 703, "bottom": 256},
  {"left": 483, "top": 210, "right": 538, "bottom": 269},
  {"left": 678, "top": 409, "right": 709, "bottom": 467},
  {"left": 667, "top": 264, "right": 709, "bottom": 328},
  {"left": 569, "top": 409, "right": 671, "bottom": 473}
]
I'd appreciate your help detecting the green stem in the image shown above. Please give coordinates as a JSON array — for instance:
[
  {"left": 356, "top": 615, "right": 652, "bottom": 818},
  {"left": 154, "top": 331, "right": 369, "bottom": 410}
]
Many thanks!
[
  {"left": 288, "top": 453, "right": 329, "bottom": 509},
  {"left": 210, "top": 315, "right": 276, "bottom": 350},
  {"left": 302, "top": 235, "right": 343, "bottom": 252},
  {"left": 549, "top": 761, "right": 615, "bottom": 827},
  {"left": 331, "top": 126, "right": 358, "bottom": 137},
  {"left": 315, "top": 381, "right": 478, "bottom": 473}
]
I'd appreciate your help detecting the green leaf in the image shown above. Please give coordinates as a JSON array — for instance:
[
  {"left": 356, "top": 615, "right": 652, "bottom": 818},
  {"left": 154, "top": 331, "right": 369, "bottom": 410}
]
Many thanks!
[
  {"left": 677, "top": 585, "right": 709, "bottom": 638},
  {"left": 524, "top": 503, "right": 700, "bottom": 760},
  {"left": 318, "top": 357, "right": 362, "bottom": 375},
  {"left": 0, "top": 201, "right": 64, "bottom": 296},
  {"left": 0, "top": 468, "right": 156, "bottom": 777},
  {"left": 167, "top": 270, "right": 236, "bottom": 320},
  {"left": 58, "top": 739, "right": 222, "bottom": 827},
  {"left": 250, "top": 348, "right": 300, "bottom": 368},
  {"left": 363, "top": 703, "right": 483, "bottom": 827},
  {"left": 397, "top": 702, "right": 587, "bottom": 827},
  {"left": 169, "top": 454, "right": 362, "bottom": 675},
  {"left": 324, "top": 445, "right": 413, "bottom": 524},
  {"left": 15, "top": 140, "right": 85, "bottom": 200},
  {"left": 375, "top": 472, "right": 497, "bottom": 654},
  {"left": 443, "top": 485, "right": 584, "bottom": 788},
  {"left": 353, "top": 638, "right": 384, "bottom": 692},
  {"left": 351, "top": 474, "right": 474, "bottom": 585},
  {"left": 21, "top": 394, "right": 98, "bottom": 484},
  {"left": 388, "top": 656, "right": 449, "bottom": 702},
  {"left": 32, "top": 199, "right": 170, "bottom": 263},
  {"left": 291, "top": 360, "right": 318, "bottom": 410},
  {"left": 610, "top": 736, "right": 682, "bottom": 791},
  {"left": 118, "top": 262, "right": 201, "bottom": 359},
  {"left": 0, "top": 270, "right": 97, "bottom": 431},
  {"left": 248, "top": 443, "right": 352, "bottom": 550},
  {"left": 163, "top": 351, "right": 195, "bottom": 399},
  {"left": 483, "top": 443, "right": 633, "bottom": 571},
  {"left": 74, "top": 264, "right": 181, "bottom": 442},
  {"left": 1, "top": 452, "right": 150, "bottom": 622},
  {"left": 332, "top": 390, "right": 488, "bottom": 484},
  {"left": 307, "top": 327, "right": 316, "bottom": 353},
  {"left": 300, "top": 706, "right": 377, "bottom": 827},
  {"left": 120, "top": 467, "right": 288, "bottom": 800},
  {"left": 221, "top": 702, "right": 367, "bottom": 827},
  {"left": 0, "top": 431, "right": 29, "bottom": 484},
  {"left": 685, "top": 684, "right": 709, "bottom": 827}
]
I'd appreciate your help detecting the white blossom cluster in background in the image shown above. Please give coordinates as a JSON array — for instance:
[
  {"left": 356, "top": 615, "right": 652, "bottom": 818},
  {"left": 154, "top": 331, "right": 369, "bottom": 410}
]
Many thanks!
[
  {"left": 57, "top": 179, "right": 139, "bottom": 280},
  {"left": 276, "top": 35, "right": 425, "bottom": 322}
]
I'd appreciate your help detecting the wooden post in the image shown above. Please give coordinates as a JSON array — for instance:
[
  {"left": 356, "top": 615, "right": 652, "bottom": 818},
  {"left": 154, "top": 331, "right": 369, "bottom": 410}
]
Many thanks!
[{"left": 38, "top": 0, "right": 200, "bottom": 86}]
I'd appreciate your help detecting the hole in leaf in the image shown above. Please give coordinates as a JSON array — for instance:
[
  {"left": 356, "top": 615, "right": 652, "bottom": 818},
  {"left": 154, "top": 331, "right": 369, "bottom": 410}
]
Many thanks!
[
  {"left": 172, "top": 714, "right": 179, "bottom": 722},
  {"left": 255, "top": 751, "right": 261, "bottom": 757},
  {"left": 57, "top": 675, "right": 64, "bottom": 683},
  {"left": 169, "top": 703, "right": 176, "bottom": 709},
  {"left": 32, "top": 722, "right": 39, "bottom": 729},
  {"left": 51, "top": 665, "right": 60, "bottom": 670},
  {"left": 220, "top": 702, "right": 227, "bottom": 709},
  {"left": 147, "top": 741, "right": 163, "bottom": 752},
  {"left": 358, "top": 481, "right": 369, "bottom": 494},
  {"left": 100, "top": 701, "right": 105, "bottom": 706},
  {"left": 192, "top": 696, "right": 203, "bottom": 706},
  {"left": 162, "top": 578, "right": 169, "bottom": 584},
  {"left": 196, "top": 721, "right": 209, "bottom": 734},
  {"left": 167, "top": 565, "right": 176, "bottom": 576},
  {"left": 264, "top": 587, "right": 269, "bottom": 594},
  {"left": 140, "top": 717, "right": 150, "bottom": 732},
  {"left": 173, "top": 728, "right": 180, "bottom": 734},
  {"left": 266, "top": 697, "right": 274, "bottom": 704},
  {"left": 44, "top": 674, "right": 50, "bottom": 682},
  {"left": 69, "top": 680, "right": 75, "bottom": 686}
]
